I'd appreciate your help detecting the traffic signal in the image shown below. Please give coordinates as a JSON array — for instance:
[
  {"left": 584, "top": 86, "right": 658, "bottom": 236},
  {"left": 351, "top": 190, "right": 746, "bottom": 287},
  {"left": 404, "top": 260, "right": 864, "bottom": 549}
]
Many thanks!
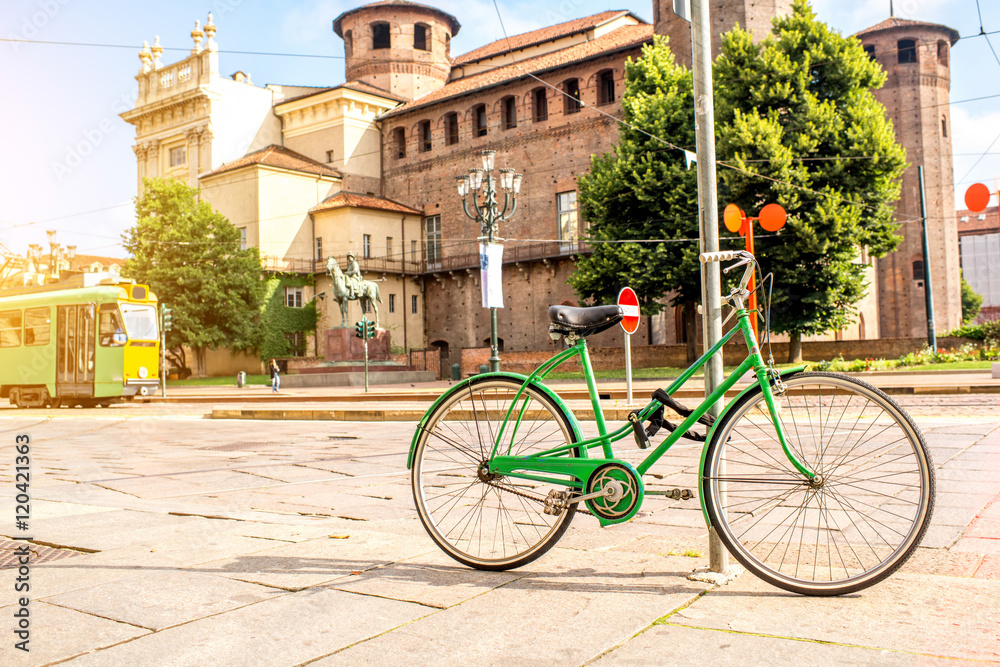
[
  {"left": 355, "top": 320, "right": 365, "bottom": 339},
  {"left": 162, "top": 306, "right": 173, "bottom": 332},
  {"left": 366, "top": 320, "right": 376, "bottom": 339}
]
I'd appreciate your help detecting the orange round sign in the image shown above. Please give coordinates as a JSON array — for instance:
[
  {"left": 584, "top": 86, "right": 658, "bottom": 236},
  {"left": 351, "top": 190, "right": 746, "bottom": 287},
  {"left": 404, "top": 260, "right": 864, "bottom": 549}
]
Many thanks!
[
  {"left": 759, "top": 203, "right": 787, "bottom": 232},
  {"left": 724, "top": 204, "right": 744, "bottom": 233},
  {"left": 965, "top": 183, "right": 991, "bottom": 213}
]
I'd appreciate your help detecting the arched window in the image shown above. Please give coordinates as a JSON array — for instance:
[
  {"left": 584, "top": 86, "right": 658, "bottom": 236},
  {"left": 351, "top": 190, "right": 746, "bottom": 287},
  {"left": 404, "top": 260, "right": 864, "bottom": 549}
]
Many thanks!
[
  {"left": 563, "top": 79, "right": 581, "bottom": 114},
  {"left": 898, "top": 39, "right": 916, "bottom": 63},
  {"left": 941, "top": 114, "right": 948, "bottom": 138},
  {"left": 445, "top": 112, "right": 459, "bottom": 145},
  {"left": 501, "top": 96, "right": 517, "bottom": 130},
  {"left": 912, "top": 259, "right": 924, "bottom": 281},
  {"left": 344, "top": 30, "right": 353, "bottom": 57},
  {"left": 937, "top": 40, "right": 949, "bottom": 66},
  {"left": 414, "top": 23, "right": 430, "bottom": 51},
  {"left": 532, "top": 87, "right": 548, "bottom": 122},
  {"left": 372, "top": 22, "right": 390, "bottom": 49},
  {"left": 597, "top": 69, "right": 615, "bottom": 105},
  {"left": 393, "top": 127, "right": 406, "bottom": 158},
  {"left": 418, "top": 120, "right": 432, "bottom": 152},
  {"left": 445, "top": 34, "right": 451, "bottom": 57},
  {"left": 473, "top": 104, "right": 487, "bottom": 137}
]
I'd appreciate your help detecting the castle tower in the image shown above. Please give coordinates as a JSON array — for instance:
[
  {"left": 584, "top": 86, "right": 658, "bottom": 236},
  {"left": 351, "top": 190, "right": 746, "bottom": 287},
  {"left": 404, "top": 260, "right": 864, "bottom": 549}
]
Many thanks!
[
  {"left": 332, "top": 0, "right": 461, "bottom": 101},
  {"left": 856, "top": 18, "right": 962, "bottom": 338},
  {"left": 652, "top": 0, "right": 792, "bottom": 66}
]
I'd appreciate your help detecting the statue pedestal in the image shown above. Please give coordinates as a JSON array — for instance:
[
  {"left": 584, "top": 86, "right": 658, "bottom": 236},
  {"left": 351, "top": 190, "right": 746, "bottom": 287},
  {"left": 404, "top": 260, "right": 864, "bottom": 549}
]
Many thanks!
[{"left": 325, "top": 327, "right": 391, "bottom": 362}]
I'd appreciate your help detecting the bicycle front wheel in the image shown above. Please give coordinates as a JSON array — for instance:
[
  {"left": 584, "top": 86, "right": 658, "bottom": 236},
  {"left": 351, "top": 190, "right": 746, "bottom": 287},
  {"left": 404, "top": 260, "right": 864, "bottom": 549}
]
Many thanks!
[
  {"left": 411, "top": 377, "right": 580, "bottom": 571},
  {"left": 703, "top": 371, "right": 934, "bottom": 596}
]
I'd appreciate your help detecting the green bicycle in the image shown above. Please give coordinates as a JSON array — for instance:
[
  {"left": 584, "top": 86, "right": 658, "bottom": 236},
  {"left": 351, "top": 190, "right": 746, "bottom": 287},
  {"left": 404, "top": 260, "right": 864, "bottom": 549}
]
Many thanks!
[{"left": 408, "top": 251, "right": 934, "bottom": 596}]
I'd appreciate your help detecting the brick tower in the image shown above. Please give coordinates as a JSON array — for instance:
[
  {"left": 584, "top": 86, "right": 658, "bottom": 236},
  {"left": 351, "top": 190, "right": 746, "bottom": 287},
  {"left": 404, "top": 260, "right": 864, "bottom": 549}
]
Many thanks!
[
  {"left": 856, "top": 18, "right": 962, "bottom": 338},
  {"left": 332, "top": 0, "right": 460, "bottom": 101},
  {"left": 652, "top": 0, "right": 792, "bottom": 66}
]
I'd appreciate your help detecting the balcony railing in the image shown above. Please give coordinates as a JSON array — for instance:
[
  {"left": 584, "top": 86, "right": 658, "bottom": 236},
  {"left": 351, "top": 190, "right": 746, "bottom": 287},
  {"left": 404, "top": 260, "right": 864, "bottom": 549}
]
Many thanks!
[{"left": 260, "top": 240, "right": 591, "bottom": 277}]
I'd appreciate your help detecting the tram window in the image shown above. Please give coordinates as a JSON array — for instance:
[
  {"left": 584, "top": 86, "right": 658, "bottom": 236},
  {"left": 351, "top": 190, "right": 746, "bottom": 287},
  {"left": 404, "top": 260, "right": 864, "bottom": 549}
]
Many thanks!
[
  {"left": 24, "top": 307, "right": 50, "bottom": 346},
  {"left": 120, "top": 303, "right": 158, "bottom": 340},
  {"left": 99, "top": 304, "right": 126, "bottom": 347},
  {"left": 0, "top": 310, "right": 22, "bottom": 347}
]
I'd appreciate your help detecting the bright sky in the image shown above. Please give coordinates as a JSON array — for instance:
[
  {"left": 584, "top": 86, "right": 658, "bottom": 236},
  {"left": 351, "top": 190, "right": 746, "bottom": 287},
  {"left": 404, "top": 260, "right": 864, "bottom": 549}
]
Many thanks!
[{"left": 0, "top": 0, "right": 997, "bottom": 258}]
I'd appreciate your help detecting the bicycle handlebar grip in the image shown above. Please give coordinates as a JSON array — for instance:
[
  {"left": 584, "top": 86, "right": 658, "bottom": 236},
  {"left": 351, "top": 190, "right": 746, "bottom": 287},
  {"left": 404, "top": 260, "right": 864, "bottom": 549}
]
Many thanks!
[{"left": 700, "top": 250, "right": 742, "bottom": 264}]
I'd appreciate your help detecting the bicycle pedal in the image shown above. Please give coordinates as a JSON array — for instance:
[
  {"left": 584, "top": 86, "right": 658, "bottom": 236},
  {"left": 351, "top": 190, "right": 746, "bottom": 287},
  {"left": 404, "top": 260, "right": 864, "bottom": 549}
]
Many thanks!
[{"left": 628, "top": 411, "right": 650, "bottom": 449}]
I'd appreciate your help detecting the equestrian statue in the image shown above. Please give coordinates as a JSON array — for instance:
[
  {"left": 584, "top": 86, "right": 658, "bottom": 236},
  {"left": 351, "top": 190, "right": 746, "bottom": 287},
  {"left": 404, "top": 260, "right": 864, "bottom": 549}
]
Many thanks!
[{"left": 326, "top": 252, "right": 382, "bottom": 327}]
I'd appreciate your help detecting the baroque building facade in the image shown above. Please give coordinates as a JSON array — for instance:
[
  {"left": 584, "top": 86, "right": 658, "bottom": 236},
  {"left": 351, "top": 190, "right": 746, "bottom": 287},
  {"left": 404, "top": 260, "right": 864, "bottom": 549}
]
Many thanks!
[{"left": 121, "top": 2, "right": 962, "bottom": 374}]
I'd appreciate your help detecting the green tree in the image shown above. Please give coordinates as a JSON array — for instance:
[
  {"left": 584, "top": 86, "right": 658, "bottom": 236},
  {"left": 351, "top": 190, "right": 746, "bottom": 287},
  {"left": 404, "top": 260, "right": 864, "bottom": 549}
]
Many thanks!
[
  {"left": 960, "top": 271, "right": 983, "bottom": 324},
  {"left": 569, "top": 37, "right": 702, "bottom": 359},
  {"left": 123, "top": 177, "right": 264, "bottom": 377},
  {"left": 715, "top": 0, "right": 907, "bottom": 361}
]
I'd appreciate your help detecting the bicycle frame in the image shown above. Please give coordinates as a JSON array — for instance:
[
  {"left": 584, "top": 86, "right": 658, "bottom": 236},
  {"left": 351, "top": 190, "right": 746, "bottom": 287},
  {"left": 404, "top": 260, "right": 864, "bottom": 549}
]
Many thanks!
[{"left": 484, "top": 305, "right": 815, "bottom": 524}]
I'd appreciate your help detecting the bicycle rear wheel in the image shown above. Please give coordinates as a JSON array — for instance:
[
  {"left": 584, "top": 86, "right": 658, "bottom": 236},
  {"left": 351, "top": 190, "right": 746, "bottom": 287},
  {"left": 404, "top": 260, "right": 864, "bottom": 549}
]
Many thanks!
[
  {"left": 703, "top": 371, "right": 934, "bottom": 596},
  {"left": 411, "top": 376, "right": 580, "bottom": 571}
]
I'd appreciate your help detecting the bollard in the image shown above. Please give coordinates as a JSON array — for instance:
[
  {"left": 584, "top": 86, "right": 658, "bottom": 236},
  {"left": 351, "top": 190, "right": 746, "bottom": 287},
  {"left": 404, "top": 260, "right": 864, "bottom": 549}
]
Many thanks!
[
  {"left": 451, "top": 363, "right": 461, "bottom": 381},
  {"left": 236, "top": 371, "right": 246, "bottom": 388}
]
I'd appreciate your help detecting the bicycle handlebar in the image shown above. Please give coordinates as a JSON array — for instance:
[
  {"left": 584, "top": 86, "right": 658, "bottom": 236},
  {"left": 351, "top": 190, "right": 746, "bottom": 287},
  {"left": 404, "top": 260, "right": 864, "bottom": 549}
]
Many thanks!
[{"left": 699, "top": 250, "right": 757, "bottom": 296}]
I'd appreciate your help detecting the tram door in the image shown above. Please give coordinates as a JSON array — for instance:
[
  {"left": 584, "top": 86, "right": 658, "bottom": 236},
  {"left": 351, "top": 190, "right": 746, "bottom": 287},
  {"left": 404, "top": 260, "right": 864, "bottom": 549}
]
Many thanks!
[{"left": 56, "top": 304, "right": 96, "bottom": 397}]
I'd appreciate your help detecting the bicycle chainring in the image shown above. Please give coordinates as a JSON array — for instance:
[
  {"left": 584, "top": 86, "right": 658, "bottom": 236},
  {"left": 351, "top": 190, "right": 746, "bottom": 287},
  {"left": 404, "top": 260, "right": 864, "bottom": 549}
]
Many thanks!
[{"left": 585, "top": 463, "right": 644, "bottom": 524}]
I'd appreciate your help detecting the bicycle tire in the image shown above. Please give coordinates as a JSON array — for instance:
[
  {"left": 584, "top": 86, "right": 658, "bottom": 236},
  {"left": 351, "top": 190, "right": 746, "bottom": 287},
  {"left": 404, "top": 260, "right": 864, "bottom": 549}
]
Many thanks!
[
  {"left": 411, "top": 376, "right": 580, "bottom": 571},
  {"left": 703, "top": 371, "right": 934, "bottom": 596}
]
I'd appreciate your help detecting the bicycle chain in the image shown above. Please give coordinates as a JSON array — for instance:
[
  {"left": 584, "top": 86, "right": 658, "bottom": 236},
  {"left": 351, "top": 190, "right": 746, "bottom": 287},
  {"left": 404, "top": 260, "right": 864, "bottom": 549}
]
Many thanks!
[{"left": 483, "top": 478, "right": 596, "bottom": 517}]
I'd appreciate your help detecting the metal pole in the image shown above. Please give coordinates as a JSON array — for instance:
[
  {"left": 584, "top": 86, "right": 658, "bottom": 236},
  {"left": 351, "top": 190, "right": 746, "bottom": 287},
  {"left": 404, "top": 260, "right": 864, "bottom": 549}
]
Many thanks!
[
  {"left": 691, "top": 0, "right": 728, "bottom": 574},
  {"left": 363, "top": 316, "right": 370, "bottom": 393},
  {"left": 487, "top": 176, "right": 501, "bottom": 373},
  {"left": 918, "top": 165, "right": 937, "bottom": 352},
  {"left": 624, "top": 332, "right": 633, "bottom": 405},
  {"left": 160, "top": 304, "right": 166, "bottom": 398}
]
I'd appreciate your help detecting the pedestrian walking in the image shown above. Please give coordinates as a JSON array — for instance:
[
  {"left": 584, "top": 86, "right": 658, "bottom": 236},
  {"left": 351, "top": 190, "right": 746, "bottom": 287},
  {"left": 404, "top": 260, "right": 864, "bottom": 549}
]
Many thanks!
[{"left": 269, "top": 358, "right": 280, "bottom": 393}]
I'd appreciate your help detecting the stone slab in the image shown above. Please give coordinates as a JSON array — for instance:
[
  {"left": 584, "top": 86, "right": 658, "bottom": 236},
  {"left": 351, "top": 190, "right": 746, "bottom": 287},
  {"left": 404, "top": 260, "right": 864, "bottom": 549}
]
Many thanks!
[
  {"left": 66, "top": 588, "right": 430, "bottom": 666},
  {"left": 595, "top": 622, "right": 914, "bottom": 665},
  {"left": 670, "top": 572, "right": 1000, "bottom": 662},
  {"left": 0, "top": 601, "right": 149, "bottom": 665},
  {"left": 43, "top": 571, "right": 283, "bottom": 630}
]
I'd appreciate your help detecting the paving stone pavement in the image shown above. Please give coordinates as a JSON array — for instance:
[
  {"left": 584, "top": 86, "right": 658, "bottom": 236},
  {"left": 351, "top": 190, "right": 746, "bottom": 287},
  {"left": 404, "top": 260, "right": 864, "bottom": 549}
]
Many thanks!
[{"left": 0, "top": 395, "right": 997, "bottom": 665}]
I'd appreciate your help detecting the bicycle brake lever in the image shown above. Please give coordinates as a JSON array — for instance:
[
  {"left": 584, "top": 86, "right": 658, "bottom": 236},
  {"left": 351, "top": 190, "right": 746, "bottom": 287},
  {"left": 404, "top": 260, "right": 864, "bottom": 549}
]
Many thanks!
[{"left": 723, "top": 258, "right": 751, "bottom": 274}]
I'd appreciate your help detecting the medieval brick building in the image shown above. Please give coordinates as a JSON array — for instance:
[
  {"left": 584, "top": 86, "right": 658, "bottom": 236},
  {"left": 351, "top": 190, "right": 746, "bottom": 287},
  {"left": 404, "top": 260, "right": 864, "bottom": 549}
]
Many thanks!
[{"left": 123, "top": 1, "right": 962, "bottom": 375}]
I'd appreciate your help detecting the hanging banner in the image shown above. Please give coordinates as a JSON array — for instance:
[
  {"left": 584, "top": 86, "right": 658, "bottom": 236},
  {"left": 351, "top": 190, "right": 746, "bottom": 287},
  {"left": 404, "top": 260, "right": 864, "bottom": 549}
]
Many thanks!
[{"left": 480, "top": 242, "right": 504, "bottom": 309}]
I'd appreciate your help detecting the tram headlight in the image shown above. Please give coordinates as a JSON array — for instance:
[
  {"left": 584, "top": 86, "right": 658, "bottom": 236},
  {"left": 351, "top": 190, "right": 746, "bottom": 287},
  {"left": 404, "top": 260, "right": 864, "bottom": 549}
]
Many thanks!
[{"left": 138, "top": 366, "right": 149, "bottom": 379}]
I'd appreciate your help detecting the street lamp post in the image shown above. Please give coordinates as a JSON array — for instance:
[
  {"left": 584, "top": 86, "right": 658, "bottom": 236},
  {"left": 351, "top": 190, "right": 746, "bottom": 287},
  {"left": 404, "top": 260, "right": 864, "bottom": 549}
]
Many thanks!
[{"left": 456, "top": 150, "right": 523, "bottom": 372}]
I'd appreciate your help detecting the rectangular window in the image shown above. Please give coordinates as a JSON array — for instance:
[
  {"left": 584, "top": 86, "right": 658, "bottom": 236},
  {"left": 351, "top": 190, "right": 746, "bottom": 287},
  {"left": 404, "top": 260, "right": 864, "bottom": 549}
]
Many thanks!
[
  {"left": 284, "top": 331, "right": 306, "bottom": 357},
  {"left": 411, "top": 294, "right": 418, "bottom": 314},
  {"left": 169, "top": 146, "right": 186, "bottom": 167},
  {"left": 424, "top": 215, "right": 442, "bottom": 267},
  {"left": 474, "top": 105, "right": 487, "bottom": 137},
  {"left": 394, "top": 127, "right": 406, "bottom": 158},
  {"left": 386, "top": 236, "right": 393, "bottom": 259},
  {"left": 389, "top": 294, "right": 396, "bottom": 313},
  {"left": 557, "top": 191, "right": 579, "bottom": 242},
  {"left": 283, "top": 285, "right": 303, "bottom": 308},
  {"left": 24, "top": 307, "right": 49, "bottom": 346},
  {"left": 533, "top": 88, "right": 548, "bottom": 122},
  {"left": 419, "top": 120, "right": 432, "bottom": 152},
  {"left": 598, "top": 70, "right": 615, "bottom": 105},
  {"left": 99, "top": 304, "right": 125, "bottom": 347},
  {"left": 898, "top": 39, "right": 917, "bottom": 64},
  {"left": 411, "top": 239, "right": 418, "bottom": 262},
  {"left": 315, "top": 236, "right": 323, "bottom": 261},
  {"left": 863, "top": 44, "right": 876, "bottom": 60},
  {"left": 0, "top": 310, "right": 22, "bottom": 347},
  {"left": 502, "top": 96, "right": 516, "bottom": 130},
  {"left": 239, "top": 227, "right": 247, "bottom": 251},
  {"left": 363, "top": 234, "right": 372, "bottom": 259},
  {"left": 446, "top": 112, "right": 459, "bottom": 145},
  {"left": 564, "top": 79, "right": 581, "bottom": 114},
  {"left": 326, "top": 150, "right": 335, "bottom": 163}
]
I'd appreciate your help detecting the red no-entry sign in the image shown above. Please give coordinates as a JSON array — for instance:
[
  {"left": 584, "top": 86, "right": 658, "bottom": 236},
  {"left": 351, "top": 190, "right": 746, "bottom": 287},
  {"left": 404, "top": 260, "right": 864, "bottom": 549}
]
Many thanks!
[{"left": 618, "top": 287, "right": 640, "bottom": 335}]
